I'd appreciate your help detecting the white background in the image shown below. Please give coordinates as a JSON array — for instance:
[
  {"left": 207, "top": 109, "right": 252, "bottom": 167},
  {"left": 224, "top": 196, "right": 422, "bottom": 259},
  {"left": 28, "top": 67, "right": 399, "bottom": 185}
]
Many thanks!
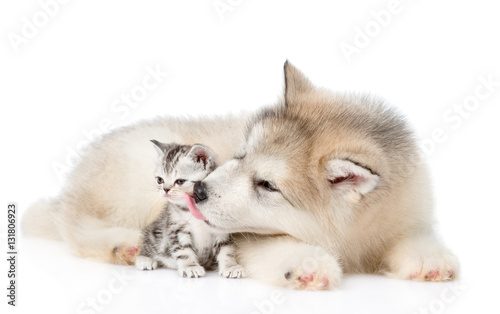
[{"left": 1, "top": 0, "right": 499, "bottom": 313}]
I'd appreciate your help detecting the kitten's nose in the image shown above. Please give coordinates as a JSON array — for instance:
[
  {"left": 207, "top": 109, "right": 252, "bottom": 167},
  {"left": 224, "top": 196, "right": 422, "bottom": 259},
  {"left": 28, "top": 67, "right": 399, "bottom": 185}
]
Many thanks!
[
  {"left": 164, "top": 188, "right": 170, "bottom": 193},
  {"left": 193, "top": 181, "right": 208, "bottom": 203}
]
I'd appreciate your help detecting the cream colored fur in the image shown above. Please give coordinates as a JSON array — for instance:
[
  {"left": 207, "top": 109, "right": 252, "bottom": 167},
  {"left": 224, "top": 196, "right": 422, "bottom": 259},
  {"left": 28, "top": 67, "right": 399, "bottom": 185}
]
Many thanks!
[
  {"left": 22, "top": 62, "right": 458, "bottom": 289},
  {"left": 189, "top": 62, "right": 458, "bottom": 289},
  {"left": 23, "top": 116, "right": 249, "bottom": 264}
]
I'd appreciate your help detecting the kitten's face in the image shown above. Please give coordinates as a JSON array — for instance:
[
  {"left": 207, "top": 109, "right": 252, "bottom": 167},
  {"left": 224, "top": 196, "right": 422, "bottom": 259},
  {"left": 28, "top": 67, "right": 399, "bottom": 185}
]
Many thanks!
[{"left": 152, "top": 142, "right": 218, "bottom": 205}]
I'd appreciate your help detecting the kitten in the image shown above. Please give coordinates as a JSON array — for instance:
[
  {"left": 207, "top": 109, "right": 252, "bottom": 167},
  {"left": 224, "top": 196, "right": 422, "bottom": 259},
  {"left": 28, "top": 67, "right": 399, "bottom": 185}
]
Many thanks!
[{"left": 135, "top": 140, "right": 245, "bottom": 278}]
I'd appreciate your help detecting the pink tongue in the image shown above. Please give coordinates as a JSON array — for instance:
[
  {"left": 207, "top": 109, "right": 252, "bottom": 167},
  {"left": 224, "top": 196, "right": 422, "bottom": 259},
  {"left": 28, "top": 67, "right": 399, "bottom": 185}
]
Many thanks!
[{"left": 183, "top": 194, "right": 207, "bottom": 220}]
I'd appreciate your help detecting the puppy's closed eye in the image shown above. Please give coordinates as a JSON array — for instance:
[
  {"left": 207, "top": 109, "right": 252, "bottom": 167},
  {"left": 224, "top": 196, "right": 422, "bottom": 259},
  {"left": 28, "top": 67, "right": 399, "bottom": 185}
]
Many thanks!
[{"left": 256, "top": 180, "right": 279, "bottom": 192}]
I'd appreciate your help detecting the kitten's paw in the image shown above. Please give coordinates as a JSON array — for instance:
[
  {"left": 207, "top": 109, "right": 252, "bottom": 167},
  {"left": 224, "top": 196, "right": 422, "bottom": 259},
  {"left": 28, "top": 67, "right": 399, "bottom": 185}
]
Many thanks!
[
  {"left": 113, "top": 244, "right": 140, "bottom": 265},
  {"left": 179, "top": 265, "right": 205, "bottom": 278},
  {"left": 135, "top": 256, "right": 157, "bottom": 271},
  {"left": 284, "top": 268, "right": 336, "bottom": 290},
  {"left": 219, "top": 264, "right": 246, "bottom": 279}
]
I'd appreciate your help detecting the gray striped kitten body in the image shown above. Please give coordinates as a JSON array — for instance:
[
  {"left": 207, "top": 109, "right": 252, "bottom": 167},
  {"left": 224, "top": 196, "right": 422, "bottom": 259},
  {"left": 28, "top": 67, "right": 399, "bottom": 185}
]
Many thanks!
[{"left": 135, "top": 140, "right": 245, "bottom": 278}]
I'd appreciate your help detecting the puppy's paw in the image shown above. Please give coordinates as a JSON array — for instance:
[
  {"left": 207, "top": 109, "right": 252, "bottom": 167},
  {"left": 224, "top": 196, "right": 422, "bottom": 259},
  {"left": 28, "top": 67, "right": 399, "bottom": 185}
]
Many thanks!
[
  {"left": 113, "top": 244, "right": 140, "bottom": 265},
  {"left": 235, "top": 235, "right": 342, "bottom": 290},
  {"left": 135, "top": 256, "right": 157, "bottom": 271},
  {"left": 282, "top": 250, "right": 342, "bottom": 290},
  {"left": 284, "top": 269, "right": 333, "bottom": 290},
  {"left": 406, "top": 255, "right": 458, "bottom": 282},
  {"left": 386, "top": 235, "right": 459, "bottom": 282},
  {"left": 219, "top": 264, "right": 246, "bottom": 279},
  {"left": 179, "top": 265, "right": 206, "bottom": 278}
]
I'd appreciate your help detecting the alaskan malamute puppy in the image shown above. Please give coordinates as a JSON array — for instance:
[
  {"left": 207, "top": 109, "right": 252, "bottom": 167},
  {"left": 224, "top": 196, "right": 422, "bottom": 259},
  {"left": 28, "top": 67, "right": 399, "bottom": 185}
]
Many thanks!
[{"left": 23, "top": 62, "right": 458, "bottom": 290}]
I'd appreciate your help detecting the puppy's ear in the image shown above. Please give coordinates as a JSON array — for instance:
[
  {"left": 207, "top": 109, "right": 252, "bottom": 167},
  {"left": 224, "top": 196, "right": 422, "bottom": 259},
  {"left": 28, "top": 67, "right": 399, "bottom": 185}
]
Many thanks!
[
  {"left": 326, "top": 159, "right": 379, "bottom": 196},
  {"left": 283, "top": 60, "right": 314, "bottom": 106},
  {"left": 188, "top": 144, "right": 218, "bottom": 171}
]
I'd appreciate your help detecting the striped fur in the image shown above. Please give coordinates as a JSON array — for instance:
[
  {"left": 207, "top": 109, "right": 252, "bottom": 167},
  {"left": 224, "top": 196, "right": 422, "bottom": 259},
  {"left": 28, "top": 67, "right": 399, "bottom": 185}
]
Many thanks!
[{"left": 136, "top": 142, "right": 245, "bottom": 278}]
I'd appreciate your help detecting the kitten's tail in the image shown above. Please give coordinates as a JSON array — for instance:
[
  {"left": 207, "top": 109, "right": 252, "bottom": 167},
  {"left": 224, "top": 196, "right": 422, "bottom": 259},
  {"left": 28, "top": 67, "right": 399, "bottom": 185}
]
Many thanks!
[{"left": 21, "top": 198, "right": 62, "bottom": 241}]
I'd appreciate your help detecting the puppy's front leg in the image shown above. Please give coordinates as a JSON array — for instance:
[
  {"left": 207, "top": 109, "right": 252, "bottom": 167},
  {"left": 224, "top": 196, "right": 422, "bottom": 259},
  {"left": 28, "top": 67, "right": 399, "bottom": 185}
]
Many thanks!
[{"left": 235, "top": 235, "right": 342, "bottom": 290}]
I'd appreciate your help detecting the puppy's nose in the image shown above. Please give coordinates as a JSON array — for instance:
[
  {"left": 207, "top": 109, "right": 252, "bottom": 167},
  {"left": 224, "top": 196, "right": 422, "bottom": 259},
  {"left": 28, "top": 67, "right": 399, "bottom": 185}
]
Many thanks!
[{"left": 193, "top": 181, "right": 208, "bottom": 203}]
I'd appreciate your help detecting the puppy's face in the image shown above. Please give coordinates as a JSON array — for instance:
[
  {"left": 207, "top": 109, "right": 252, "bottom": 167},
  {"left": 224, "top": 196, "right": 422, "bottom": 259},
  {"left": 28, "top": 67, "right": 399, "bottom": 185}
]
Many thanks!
[
  {"left": 188, "top": 114, "right": 380, "bottom": 239},
  {"left": 188, "top": 119, "right": 326, "bottom": 236}
]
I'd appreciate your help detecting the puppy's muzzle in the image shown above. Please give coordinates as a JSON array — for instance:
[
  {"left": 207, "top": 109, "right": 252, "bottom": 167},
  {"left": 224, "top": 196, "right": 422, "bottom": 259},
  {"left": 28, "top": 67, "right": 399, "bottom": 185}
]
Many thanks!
[{"left": 193, "top": 181, "right": 208, "bottom": 203}]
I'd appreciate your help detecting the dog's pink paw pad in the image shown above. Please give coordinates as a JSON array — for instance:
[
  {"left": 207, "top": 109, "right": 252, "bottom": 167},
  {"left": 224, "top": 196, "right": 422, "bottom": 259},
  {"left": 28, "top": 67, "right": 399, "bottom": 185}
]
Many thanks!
[
  {"left": 321, "top": 277, "right": 329, "bottom": 287},
  {"left": 425, "top": 270, "right": 440, "bottom": 280},
  {"left": 408, "top": 268, "right": 455, "bottom": 282},
  {"left": 113, "top": 245, "right": 139, "bottom": 265},
  {"left": 125, "top": 246, "right": 138, "bottom": 256},
  {"left": 286, "top": 270, "right": 331, "bottom": 290},
  {"left": 299, "top": 273, "right": 314, "bottom": 285}
]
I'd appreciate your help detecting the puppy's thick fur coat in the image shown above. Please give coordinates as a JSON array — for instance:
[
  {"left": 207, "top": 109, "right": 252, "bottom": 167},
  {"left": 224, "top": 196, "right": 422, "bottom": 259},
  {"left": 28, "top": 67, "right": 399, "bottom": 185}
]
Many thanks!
[{"left": 23, "top": 62, "right": 458, "bottom": 290}]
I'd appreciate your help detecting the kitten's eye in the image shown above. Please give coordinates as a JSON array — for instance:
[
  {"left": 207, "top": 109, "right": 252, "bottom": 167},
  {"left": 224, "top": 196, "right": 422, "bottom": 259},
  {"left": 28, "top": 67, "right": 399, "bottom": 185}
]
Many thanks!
[
  {"left": 175, "top": 179, "right": 186, "bottom": 185},
  {"left": 257, "top": 180, "right": 279, "bottom": 192},
  {"left": 156, "top": 177, "right": 164, "bottom": 184}
]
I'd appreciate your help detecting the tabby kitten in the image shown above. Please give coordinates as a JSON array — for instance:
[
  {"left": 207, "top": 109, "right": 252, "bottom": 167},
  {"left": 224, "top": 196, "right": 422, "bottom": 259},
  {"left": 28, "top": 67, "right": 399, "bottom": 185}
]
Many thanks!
[{"left": 135, "top": 140, "right": 245, "bottom": 278}]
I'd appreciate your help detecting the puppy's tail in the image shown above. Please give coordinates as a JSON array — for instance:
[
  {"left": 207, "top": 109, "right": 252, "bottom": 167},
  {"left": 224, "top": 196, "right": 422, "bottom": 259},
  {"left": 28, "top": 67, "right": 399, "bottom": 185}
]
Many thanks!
[{"left": 22, "top": 198, "right": 62, "bottom": 241}]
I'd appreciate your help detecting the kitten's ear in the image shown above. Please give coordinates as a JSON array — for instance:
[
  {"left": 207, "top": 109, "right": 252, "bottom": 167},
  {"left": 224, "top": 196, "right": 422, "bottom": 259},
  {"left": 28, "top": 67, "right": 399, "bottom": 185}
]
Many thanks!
[
  {"left": 150, "top": 139, "right": 169, "bottom": 156},
  {"left": 326, "top": 159, "right": 380, "bottom": 196},
  {"left": 188, "top": 144, "right": 218, "bottom": 171}
]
